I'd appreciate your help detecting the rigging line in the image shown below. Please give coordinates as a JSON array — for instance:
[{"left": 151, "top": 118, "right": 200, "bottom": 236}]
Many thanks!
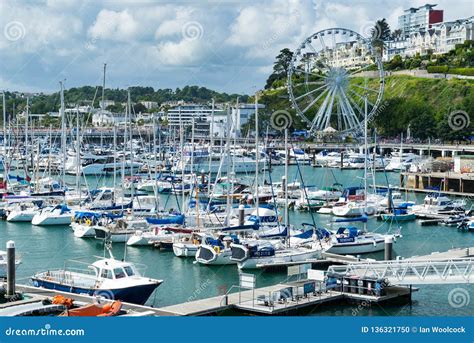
[{"left": 290, "top": 142, "right": 322, "bottom": 248}]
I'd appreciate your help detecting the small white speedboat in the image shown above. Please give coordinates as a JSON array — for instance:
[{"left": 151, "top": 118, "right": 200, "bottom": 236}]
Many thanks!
[
  {"left": 326, "top": 227, "right": 396, "bottom": 255},
  {"left": 31, "top": 204, "right": 74, "bottom": 226}
]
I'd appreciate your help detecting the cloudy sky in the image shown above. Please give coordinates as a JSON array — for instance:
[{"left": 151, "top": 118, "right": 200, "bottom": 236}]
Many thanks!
[{"left": 1, "top": 0, "right": 472, "bottom": 94}]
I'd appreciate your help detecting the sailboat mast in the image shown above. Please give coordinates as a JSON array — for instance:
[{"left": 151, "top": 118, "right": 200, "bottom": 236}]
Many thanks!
[
  {"left": 2, "top": 92, "right": 6, "bottom": 151},
  {"left": 208, "top": 98, "right": 214, "bottom": 197},
  {"left": 254, "top": 93, "right": 259, "bottom": 220},
  {"left": 225, "top": 104, "right": 232, "bottom": 226},
  {"left": 60, "top": 81, "right": 66, "bottom": 186},
  {"left": 75, "top": 106, "right": 80, "bottom": 200},
  {"left": 363, "top": 95, "right": 368, "bottom": 214},
  {"left": 101, "top": 64, "right": 106, "bottom": 110},
  {"left": 153, "top": 116, "right": 158, "bottom": 210},
  {"left": 128, "top": 89, "right": 134, "bottom": 217},
  {"left": 113, "top": 123, "right": 117, "bottom": 200},
  {"left": 284, "top": 127, "right": 289, "bottom": 243},
  {"left": 25, "top": 97, "right": 29, "bottom": 172}
]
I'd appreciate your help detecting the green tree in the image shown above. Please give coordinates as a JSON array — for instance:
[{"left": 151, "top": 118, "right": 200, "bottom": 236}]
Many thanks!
[
  {"left": 371, "top": 18, "right": 390, "bottom": 55},
  {"left": 390, "top": 55, "right": 403, "bottom": 70},
  {"left": 265, "top": 48, "right": 293, "bottom": 89},
  {"left": 106, "top": 103, "right": 124, "bottom": 113}
]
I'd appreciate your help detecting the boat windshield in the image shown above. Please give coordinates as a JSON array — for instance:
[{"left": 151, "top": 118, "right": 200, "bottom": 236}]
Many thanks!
[
  {"left": 124, "top": 265, "right": 135, "bottom": 276},
  {"left": 100, "top": 269, "right": 113, "bottom": 279},
  {"left": 114, "top": 268, "right": 126, "bottom": 279}
]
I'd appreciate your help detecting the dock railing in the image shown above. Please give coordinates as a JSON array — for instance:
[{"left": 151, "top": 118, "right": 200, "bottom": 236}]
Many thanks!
[{"left": 226, "top": 281, "right": 330, "bottom": 311}]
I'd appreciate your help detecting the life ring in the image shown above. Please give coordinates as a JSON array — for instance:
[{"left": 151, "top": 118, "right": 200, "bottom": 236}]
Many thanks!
[
  {"left": 85, "top": 219, "right": 92, "bottom": 226},
  {"left": 213, "top": 246, "right": 220, "bottom": 254}
]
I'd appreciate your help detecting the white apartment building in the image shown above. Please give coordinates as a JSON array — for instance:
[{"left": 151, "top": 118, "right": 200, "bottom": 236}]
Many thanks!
[
  {"left": 164, "top": 102, "right": 264, "bottom": 138},
  {"left": 398, "top": 4, "right": 443, "bottom": 38},
  {"left": 165, "top": 103, "right": 225, "bottom": 127},
  {"left": 139, "top": 101, "right": 158, "bottom": 110},
  {"left": 383, "top": 14, "right": 473, "bottom": 61}
]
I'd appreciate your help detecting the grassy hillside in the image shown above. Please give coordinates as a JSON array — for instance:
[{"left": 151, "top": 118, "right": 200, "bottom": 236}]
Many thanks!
[{"left": 250, "top": 75, "right": 473, "bottom": 140}]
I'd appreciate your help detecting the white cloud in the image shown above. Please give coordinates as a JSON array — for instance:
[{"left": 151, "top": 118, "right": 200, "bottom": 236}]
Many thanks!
[
  {"left": 154, "top": 38, "right": 206, "bottom": 66},
  {"left": 0, "top": 0, "right": 473, "bottom": 94},
  {"left": 88, "top": 9, "right": 139, "bottom": 41},
  {"left": 0, "top": 2, "right": 83, "bottom": 53}
]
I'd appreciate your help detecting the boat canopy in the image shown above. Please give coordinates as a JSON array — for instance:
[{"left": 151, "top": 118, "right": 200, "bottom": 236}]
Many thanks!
[
  {"left": 146, "top": 214, "right": 185, "bottom": 225},
  {"left": 336, "top": 226, "right": 359, "bottom": 238},
  {"left": 334, "top": 214, "right": 368, "bottom": 223},
  {"left": 52, "top": 204, "right": 71, "bottom": 214}
]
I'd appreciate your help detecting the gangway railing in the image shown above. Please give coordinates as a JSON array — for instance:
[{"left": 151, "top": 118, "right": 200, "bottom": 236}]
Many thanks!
[{"left": 327, "top": 258, "right": 474, "bottom": 285}]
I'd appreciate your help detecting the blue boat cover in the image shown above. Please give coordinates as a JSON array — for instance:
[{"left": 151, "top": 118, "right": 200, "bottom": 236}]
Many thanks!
[
  {"left": 334, "top": 214, "right": 368, "bottom": 223},
  {"left": 146, "top": 214, "right": 185, "bottom": 225},
  {"left": 336, "top": 226, "right": 359, "bottom": 238}
]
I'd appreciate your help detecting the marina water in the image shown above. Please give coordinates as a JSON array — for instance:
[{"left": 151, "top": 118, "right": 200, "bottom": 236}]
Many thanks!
[{"left": 1, "top": 165, "right": 472, "bottom": 316}]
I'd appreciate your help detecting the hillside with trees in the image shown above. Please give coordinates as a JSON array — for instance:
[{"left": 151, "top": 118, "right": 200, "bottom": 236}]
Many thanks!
[{"left": 0, "top": 85, "right": 249, "bottom": 121}]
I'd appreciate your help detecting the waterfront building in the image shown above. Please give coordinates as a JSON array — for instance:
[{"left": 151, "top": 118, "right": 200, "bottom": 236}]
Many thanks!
[
  {"left": 398, "top": 4, "right": 443, "bottom": 38},
  {"left": 139, "top": 101, "right": 158, "bottom": 110},
  {"left": 165, "top": 102, "right": 264, "bottom": 138},
  {"left": 99, "top": 100, "right": 115, "bottom": 109},
  {"left": 383, "top": 12, "right": 473, "bottom": 61},
  {"left": 92, "top": 109, "right": 127, "bottom": 126}
]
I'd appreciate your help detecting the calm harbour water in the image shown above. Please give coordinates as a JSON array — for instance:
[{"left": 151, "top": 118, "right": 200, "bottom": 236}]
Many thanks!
[{"left": 1, "top": 165, "right": 472, "bottom": 316}]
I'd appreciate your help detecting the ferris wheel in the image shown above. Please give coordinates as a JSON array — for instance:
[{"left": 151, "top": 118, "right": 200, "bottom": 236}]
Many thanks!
[{"left": 287, "top": 28, "right": 384, "bottom": 135}]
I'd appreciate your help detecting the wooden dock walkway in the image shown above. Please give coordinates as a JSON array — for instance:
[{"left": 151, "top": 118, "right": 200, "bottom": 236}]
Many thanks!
[{"left": 408, "top": 247, "right": 473, "bottom": 260}]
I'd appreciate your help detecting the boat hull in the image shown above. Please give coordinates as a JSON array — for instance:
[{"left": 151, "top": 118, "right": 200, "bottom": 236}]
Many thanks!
[
  {"left": 71, "top": 223, "right": 96, "bottom": 238},
  {"left": 326, "top": 239, "right": 385, "bottom": 255},
  {"left": 31, "top": 278, "right": 161, "bottom": 305},
  {"left": 6, "top": 210, "right": 36, "bottom": 222},
  {"left": 380, "top": 213, "right": 416, "bottom": 221},
  {"left": 238, "top": 249, "right": 320, "bottom": 269},
  {"left": 173, "top": 243, "right": 198, "bottom": 257},
  {"left": 32, "top": 214, "right": 73, "bottom": 226},
  {"left": 195, "top": 245, "right": 236, "bottom": 265}
]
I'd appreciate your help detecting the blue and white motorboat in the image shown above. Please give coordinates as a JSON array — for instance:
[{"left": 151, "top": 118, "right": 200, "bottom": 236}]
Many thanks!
[{"left": 31, "top": 251, "right": 162, "bottom": 305}]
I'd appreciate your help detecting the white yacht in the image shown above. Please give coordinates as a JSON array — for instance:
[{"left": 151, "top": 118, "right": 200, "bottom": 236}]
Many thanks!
[
  {"left": 6, "top": 200, "right": 43, "bottom": 222},
  {"left": 326, "top": 226, "right": 396, "bottom": 255},
  {"left": 64, "top": 153, "right": 142, "bottom": 175},
  {"left": 385, "top": 152, "right": 421, "bottom": 171},
  {"left": 408, "top": 194, "right": 466, "bottom": 218},
  {"left": 31, "top": 204, "right": 74, "bottom": 226}
]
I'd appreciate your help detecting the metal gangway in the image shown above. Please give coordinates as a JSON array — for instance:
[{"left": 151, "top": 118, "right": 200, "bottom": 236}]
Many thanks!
[{"left": 327, "top": 258, "right": 474, "bottom": 285}]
